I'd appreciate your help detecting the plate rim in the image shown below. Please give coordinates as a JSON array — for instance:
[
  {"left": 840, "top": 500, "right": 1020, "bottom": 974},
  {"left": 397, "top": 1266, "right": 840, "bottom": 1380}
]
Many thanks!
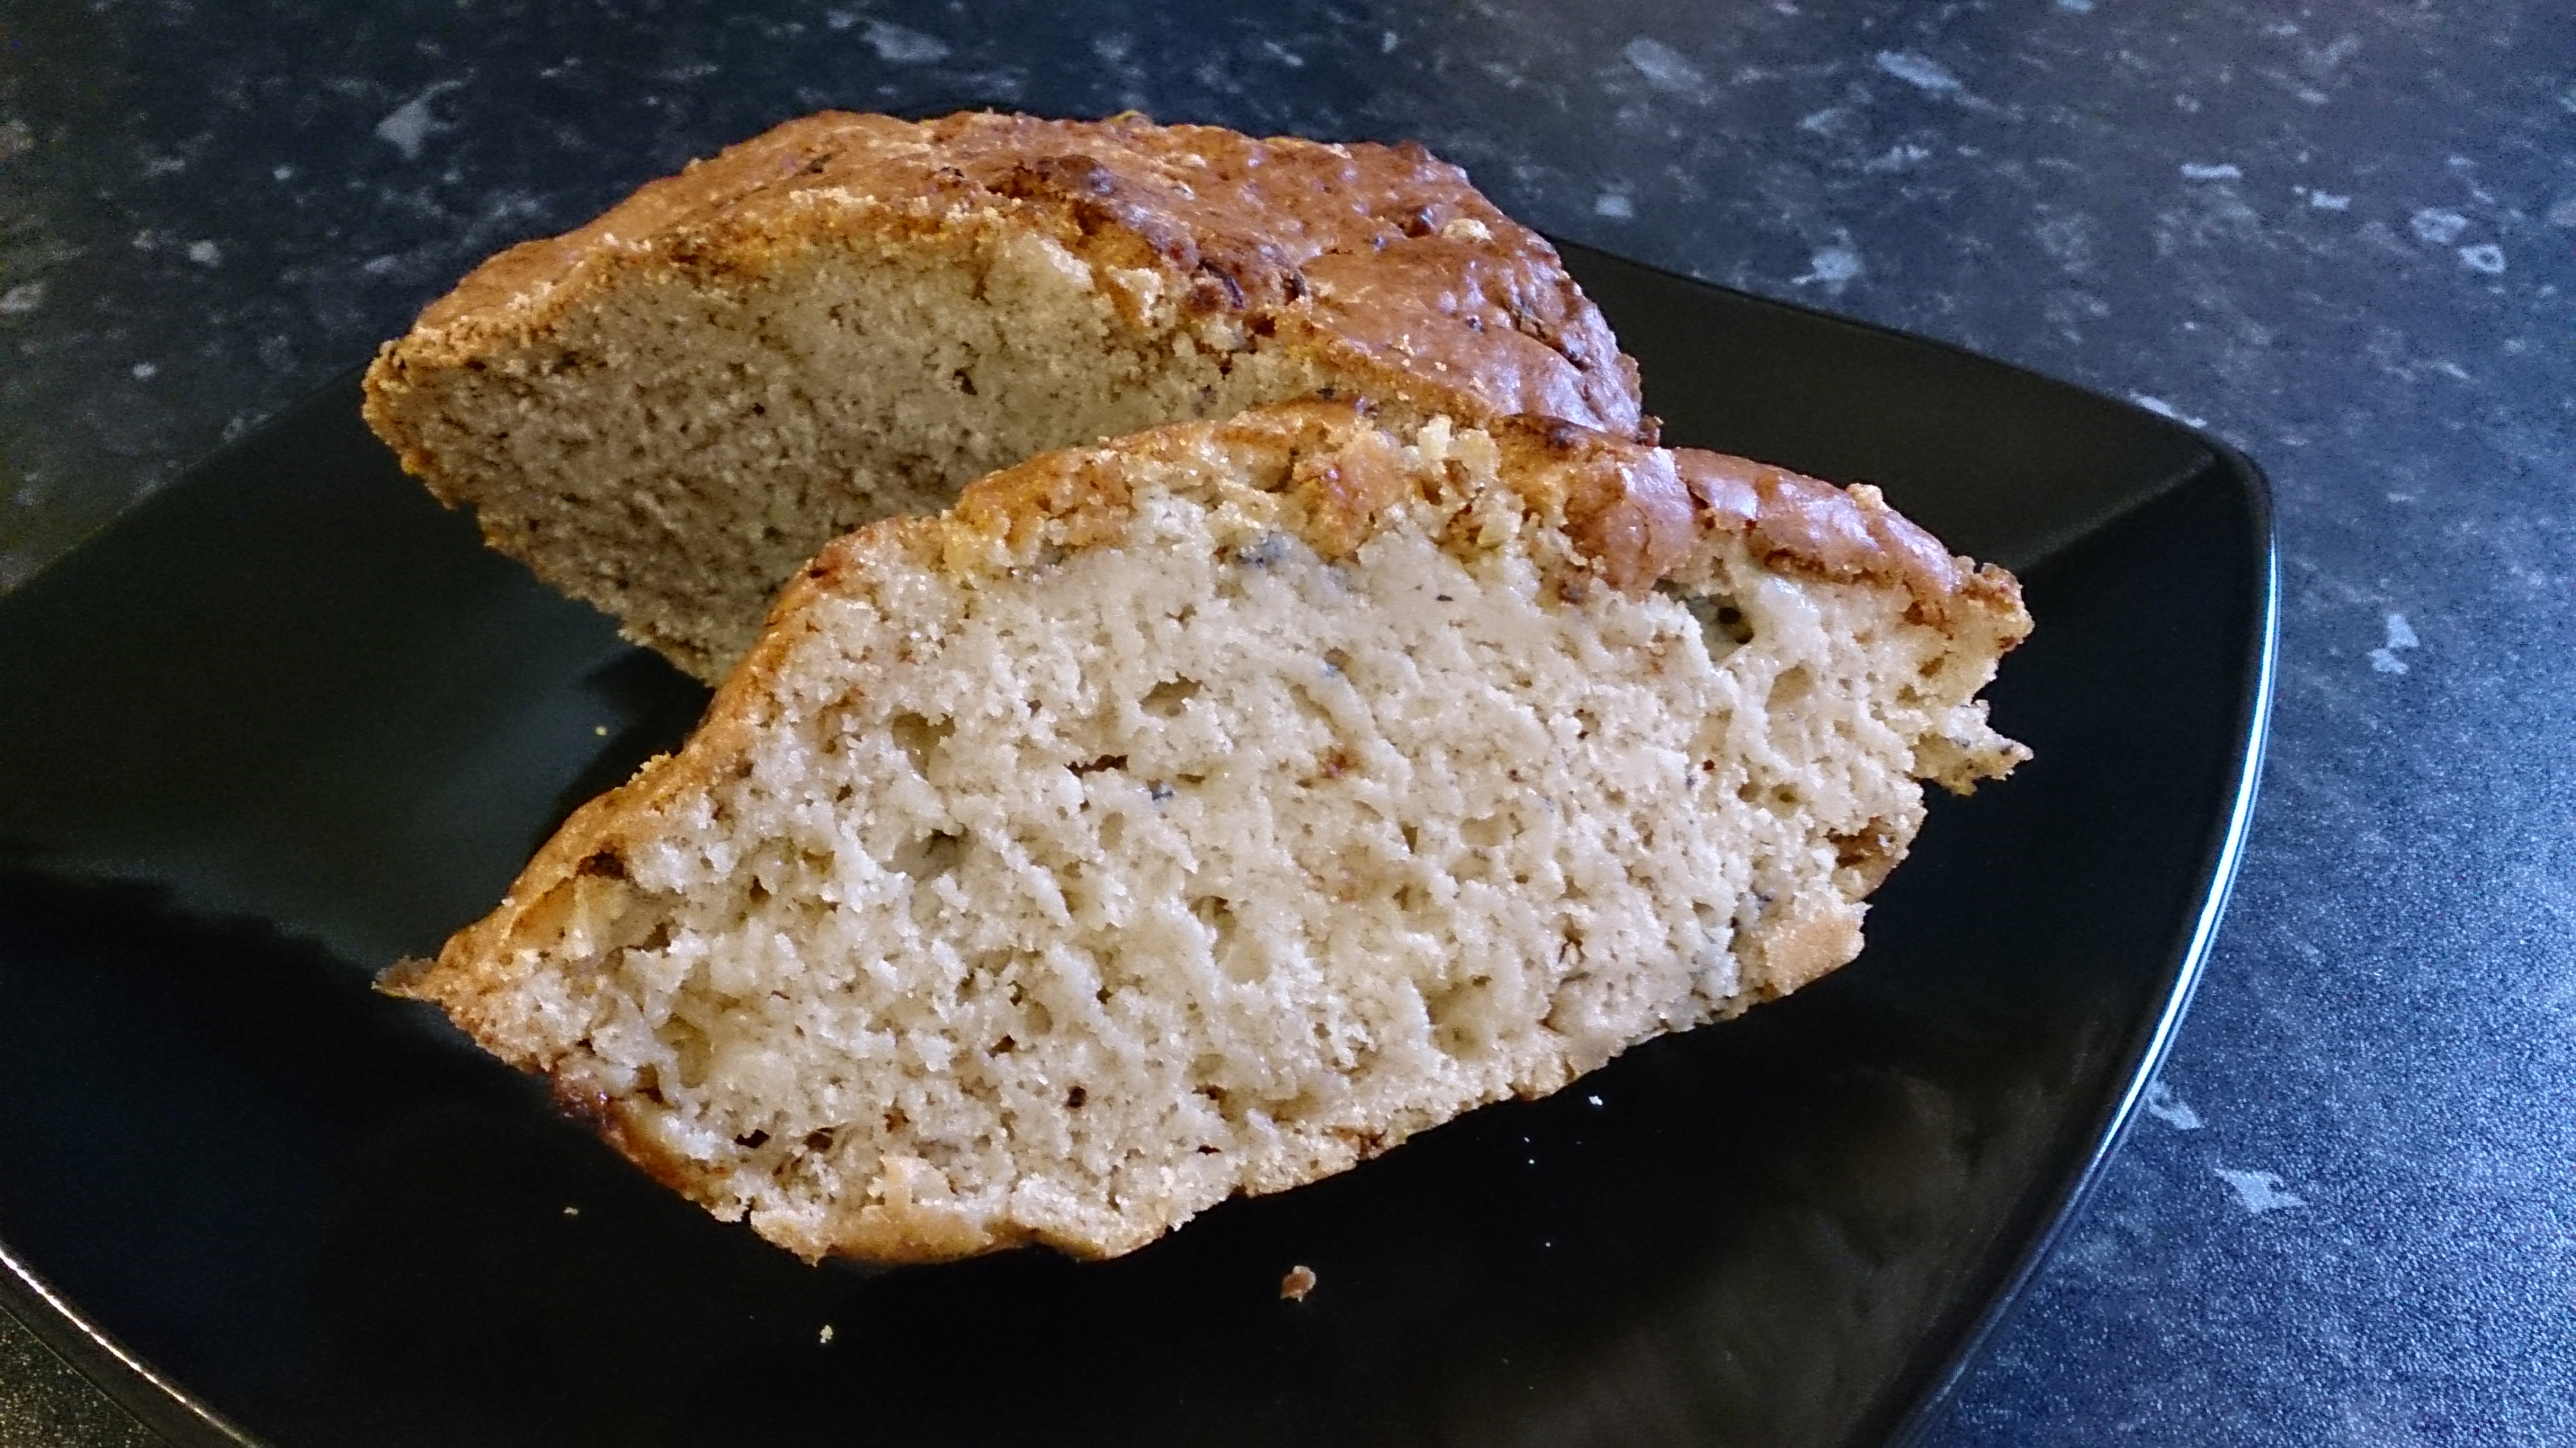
[
  {"left": 0, "top": 1237, "right": 255, "bottom": 1446},
  {"left": 1880, "top": 439, "right": 2280, "bottom": 1445}
]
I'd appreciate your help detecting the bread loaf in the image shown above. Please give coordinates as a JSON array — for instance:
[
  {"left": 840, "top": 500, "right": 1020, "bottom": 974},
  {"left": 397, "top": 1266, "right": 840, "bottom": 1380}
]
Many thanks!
[
  {"left": 387, "top": 401, "right": 2029, "bottom": 1265},
  {"left": 362, "top": 111, "right": 1647, "bottom": 681}
]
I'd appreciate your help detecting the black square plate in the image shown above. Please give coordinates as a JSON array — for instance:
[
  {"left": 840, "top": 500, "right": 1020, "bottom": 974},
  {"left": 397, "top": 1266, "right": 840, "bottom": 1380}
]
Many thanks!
[{"left": 0, "top": 244, "right": 2273, "bottom": 1448}]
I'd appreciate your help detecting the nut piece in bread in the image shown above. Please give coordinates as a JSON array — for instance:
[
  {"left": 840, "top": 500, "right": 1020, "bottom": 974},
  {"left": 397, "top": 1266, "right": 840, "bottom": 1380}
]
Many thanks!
[
  {"left": 361, "top": 110, "right": 1648, "bottom": 682},
  {"left": 386, "top": 401, "right": 2029, "bottom": 1265}
]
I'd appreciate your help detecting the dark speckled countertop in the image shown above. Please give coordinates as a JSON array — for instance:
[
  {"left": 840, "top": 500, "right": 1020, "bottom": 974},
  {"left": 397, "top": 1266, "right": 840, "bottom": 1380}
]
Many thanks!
[{"left": 4, "top": 1, "right": 2572, "bottom": 1443}]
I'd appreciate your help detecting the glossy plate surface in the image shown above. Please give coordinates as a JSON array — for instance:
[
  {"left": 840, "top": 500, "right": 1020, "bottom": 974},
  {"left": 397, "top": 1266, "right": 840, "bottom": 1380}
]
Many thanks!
[{"left": 0, "top": 246, "right": 2274, "bottom": 1448}]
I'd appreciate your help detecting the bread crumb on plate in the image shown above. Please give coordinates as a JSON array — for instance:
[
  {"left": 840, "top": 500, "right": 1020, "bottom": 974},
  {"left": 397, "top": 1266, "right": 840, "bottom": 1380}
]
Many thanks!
[{"left": 1281, "top": 1265, "right": 1320, "bottom": 1302}]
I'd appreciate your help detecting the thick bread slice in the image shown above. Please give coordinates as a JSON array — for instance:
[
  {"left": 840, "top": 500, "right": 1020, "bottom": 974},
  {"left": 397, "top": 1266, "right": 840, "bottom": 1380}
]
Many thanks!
[
  {"left": 361, "top": 110, "right": 1647, "bottom": 681},
  {"left": 387, "top": 401, "right": 2029, "bottom": 1265}
]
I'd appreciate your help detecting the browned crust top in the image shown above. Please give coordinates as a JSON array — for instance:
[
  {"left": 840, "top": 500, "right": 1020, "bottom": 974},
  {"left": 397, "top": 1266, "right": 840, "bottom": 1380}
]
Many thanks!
[
  {"left": 885, "top": 403, "right": 2025, "bottom": 631},
  {"left": 385, "top": 110, "right": 1646, "bottom": 438},
  {"left": 1672, "top": 449, "right": 2027, "bottom": 627}
]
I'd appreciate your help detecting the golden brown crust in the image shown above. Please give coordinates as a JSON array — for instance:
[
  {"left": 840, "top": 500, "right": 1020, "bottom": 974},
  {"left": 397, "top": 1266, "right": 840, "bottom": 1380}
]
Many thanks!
[
  {"left": 1490, "top": 417, "right": 1698, "bottom": 594},
  {"left": 371, "top": 110, "right": 1646, "bottom": 441},
  {"left": 1674, "top": 449, "right": 2029, "bottom": 639}
]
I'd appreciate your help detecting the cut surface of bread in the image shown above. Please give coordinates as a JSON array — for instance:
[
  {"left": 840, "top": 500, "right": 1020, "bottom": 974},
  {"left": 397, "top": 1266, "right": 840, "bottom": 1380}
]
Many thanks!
[
  {"left": 388, "top": 401, "right": 2029, "bottom": 1265},
  {"left": 362, "top": 110, "right": 1647, "bottom": 681}
]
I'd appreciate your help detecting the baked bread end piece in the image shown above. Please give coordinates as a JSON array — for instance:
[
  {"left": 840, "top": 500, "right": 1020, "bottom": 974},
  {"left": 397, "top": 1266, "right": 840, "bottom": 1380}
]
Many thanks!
[{"left": 360, "top": 110, "right": 1647, "bottom": 682}]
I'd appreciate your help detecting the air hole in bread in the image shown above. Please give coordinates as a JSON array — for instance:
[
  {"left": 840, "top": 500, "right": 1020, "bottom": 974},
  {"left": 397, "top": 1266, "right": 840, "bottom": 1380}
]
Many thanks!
[
  {"left": 1662, "top": 584, "right": 1757, "bottom": 659},
  {"left": 891, "top": 830, "right": 965, "bottom": 882},
  {"left": 1195, "top": 897, "right": 1260, "bottom": 983},
  {"left": 666, "top": 1018, "right": 711, "bottom": 1090},
  {"left": 1141, "top": 679, "right": 1199, "bottom": 717},
  {"left": 888, "top": 712, "right": 953, "bottom": 774},
  {"left": 1425, "top": 974, "right": 1498, "bottom": 1060}
]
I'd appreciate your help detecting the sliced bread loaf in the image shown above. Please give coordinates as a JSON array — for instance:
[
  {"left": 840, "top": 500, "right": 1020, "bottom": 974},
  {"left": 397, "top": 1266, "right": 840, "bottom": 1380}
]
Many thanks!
[
  {"left": 361, "top": 111, "right": 1646, "bottom": 681},
  {"left": 388, "top": 401, "right": 2029, "bottom": 1265}
]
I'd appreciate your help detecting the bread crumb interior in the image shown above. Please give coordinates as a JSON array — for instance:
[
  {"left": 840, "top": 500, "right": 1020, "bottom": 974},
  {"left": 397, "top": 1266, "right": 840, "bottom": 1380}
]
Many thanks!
[{"left": 495, "top": 428, "right": 2010, "bottom": 1261}]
